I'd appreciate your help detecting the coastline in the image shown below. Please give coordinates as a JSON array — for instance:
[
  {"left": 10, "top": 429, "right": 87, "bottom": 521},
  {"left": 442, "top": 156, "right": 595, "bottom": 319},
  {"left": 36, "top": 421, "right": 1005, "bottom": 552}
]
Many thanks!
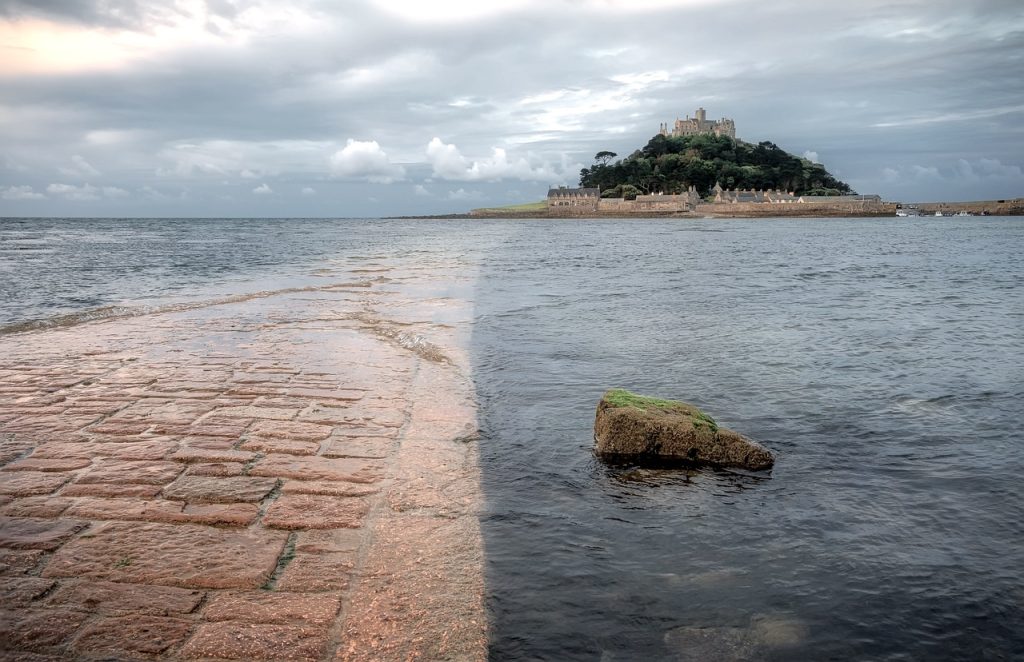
[
  {"left": 389, "top": 197, "right": 1023, "bottom": 220},
  {"left": 0, "top": 260, "right": 487, "bottom": 660}
]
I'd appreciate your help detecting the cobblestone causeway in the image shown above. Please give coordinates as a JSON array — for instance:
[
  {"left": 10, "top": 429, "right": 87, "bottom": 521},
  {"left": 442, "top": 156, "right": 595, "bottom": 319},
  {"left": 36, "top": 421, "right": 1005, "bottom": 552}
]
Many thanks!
[{"left": 0, "top": 270, "right": 487, "bottom": 661}]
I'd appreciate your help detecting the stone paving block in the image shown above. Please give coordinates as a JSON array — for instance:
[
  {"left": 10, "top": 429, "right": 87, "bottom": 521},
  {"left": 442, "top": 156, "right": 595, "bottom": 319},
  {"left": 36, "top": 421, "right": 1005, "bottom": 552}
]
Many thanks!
[
  {"left": 276, "top": 530, "right": 359, "bottom": 592},
  {"left": 0, "top": 577, "right": 56, "bottom": 607},
  {"left": 43, "top": 521, "right": 287, "bottom": 589},
  {"left": 202, "top": 590, "right": 341, "bottom": 625},
  {"left": 29, "top": 439, "right": 177, "bottom": 461},
  {"left": 88, "top": 420, "right": 153, "bottom": 436},
  {"left": 47, "top": 579, "right": 204, "bottom": 616},
  {"left": 263, "top": 494, "right": 368, "bottom": 530},
  {"left": 232, "top": 371, "right": 293, "bottom": 384},
  {"left": 186, "top": 462, "right": 245, "bottom": 477},
  {"left": 210, "top": 406, "right": 298, "bottom": 421},
  {"left": 71, "top": 614, "right": 194, "bottom": 657},
  {"left": 0, "top": 549, "right": 44, "bottom": 575},
  {"left": 0, "top": 436, "right": 36, "bottom": 465},
  {"left": 179, "top": 504, "right": 259, "bottom": 527},
  {"left": 6, "top": 414, "right": 102, "bottom": 432},
  {"left": 64, "top": 497, "right": 182, "bottom": 522},
  {"left": 0, "top": 608, "right": 89, "bottom": 650},
  {"left": 249, "top": 420, "right": 333, "bottom": 441},
  {"left": 322, "top": 436, "right": 392, "bottom": 459},
  {"left": 250, "top": 455, "right": 381, "bottom": 483},
  {"left": 280, "top": 480, "right": 378, "bottom": 497},
  {"left": 64, "top": 498, "right": 258, "bottom": 527},
  {"left": 0, "top": 472, "right": 73, "bottom": 497},
  {"left": 60, "top": 483, "right": 163, "bottom": 498},
  {"left": 171, "top": 447, "right": 256, "bottom": 464},
  {"left": 0, "top": 516, "right": 87, "bottom": 550},
  {"left": 75, "top": 459, "right": 183, "bottom": 485},
  {"left": 153, "top": 422, "right": 251, "bottom": 438},
  {"left": 0, "top": 497, "right": 71, "bottom": 518},
  {"left": 163, "top": 475, "right": 277, "bottom": 503},
  {"left": 0, "top": 458, "right": 92, "bottom": 473},
  {"left": 240, "top": 437, "right": 320, "bottom": 456},
  {"left": 175, "top": 435, "right": 237, "bottom": 450},
  {"left": 252, "top": 396, "right": 314, "bottom": 409},
  {"left": 287, "top": 387, "right": 365, "bottom": 402},
  {"left": 181, "top": 622, "right": 329, "bottom": 660}
]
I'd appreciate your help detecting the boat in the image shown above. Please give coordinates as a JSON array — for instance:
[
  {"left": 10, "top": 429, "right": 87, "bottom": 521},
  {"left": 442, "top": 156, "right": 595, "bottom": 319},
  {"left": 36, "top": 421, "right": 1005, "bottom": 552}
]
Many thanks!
[
  {"left": 954, "top": 210, "right": 972, "bottom": 217},
  {"left": 896, "top": 206, "right": 921, "bottom": 217}
]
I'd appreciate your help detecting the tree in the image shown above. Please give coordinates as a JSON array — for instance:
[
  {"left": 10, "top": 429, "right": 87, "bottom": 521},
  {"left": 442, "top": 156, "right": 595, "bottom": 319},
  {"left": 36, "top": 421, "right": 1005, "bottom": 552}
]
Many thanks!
[{"left": 594, "top": 151, "right": 617, "bottom": 165}]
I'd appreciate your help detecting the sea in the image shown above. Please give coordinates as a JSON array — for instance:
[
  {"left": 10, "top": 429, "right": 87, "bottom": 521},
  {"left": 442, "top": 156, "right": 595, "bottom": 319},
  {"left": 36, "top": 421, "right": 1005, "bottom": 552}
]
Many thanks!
[{"left": 2, "top": 216, "right": 1022, "bottom": 661}]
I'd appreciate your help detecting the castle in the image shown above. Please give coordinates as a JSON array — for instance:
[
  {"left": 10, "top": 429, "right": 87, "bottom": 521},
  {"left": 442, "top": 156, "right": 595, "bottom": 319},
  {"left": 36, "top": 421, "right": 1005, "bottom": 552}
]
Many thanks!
[{"left": 659, "top": 107, "right": 736, "bottom": 139}]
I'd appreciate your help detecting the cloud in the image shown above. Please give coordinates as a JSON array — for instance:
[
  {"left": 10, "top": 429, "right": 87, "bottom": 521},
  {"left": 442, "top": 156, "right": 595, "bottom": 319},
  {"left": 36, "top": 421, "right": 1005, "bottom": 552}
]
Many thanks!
[
  {"left": 46, "top": 183, "right": 100, "bottom": 200},
  {"left": 802, "top": 150, "right": 820, "bottom": 164},
  {"left": 425, "top": 138, "right": 573, "bottom": 182},
  {"left": 447, "top": 188, "right": 482, "bottom": 200},
  {"left": 157, "top": 140, "right": 330, "bottom": 179},
  {"left": 413, "top": 184, "right": 432, "bottom": 196},
  {"left": 329, "top": 139, "right": 405, "bottom": 184},
  {"left": 1, "top": 185, "right": 45, "bottom": 200},
  {"left": 102, "top": 186, "right": 129, "bottom": 198},
  {"left": 252, "top": 183, "right": 273, "bottom": 195},
  {"left": 883, "top": 158, "right": 1023, "bottom": 184},
  {"left": 301, "top": 186, "right": 316, "bottom": 195},
  {"left": 955, "top": 158, "right": 1023, "bottom": 181},
  {"left": 57, "top": 154, "right": 101, "bottom": 178},
  {"left": 46, "top": 183, "right": 129, "bottom": 200}
]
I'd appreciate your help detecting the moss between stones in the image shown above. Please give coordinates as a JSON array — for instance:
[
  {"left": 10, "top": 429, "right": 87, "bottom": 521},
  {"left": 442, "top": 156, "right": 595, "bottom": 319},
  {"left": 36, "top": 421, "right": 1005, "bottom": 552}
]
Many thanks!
[{"left": 603, "top": 388, "right": 718, "bottom": 432}]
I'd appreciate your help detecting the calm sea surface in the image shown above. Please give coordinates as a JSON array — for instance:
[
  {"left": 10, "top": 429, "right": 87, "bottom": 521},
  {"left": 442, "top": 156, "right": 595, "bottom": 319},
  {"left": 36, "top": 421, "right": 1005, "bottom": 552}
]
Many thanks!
[{"left": 2, "top": 216, "right": 1023, "bottom": 660}]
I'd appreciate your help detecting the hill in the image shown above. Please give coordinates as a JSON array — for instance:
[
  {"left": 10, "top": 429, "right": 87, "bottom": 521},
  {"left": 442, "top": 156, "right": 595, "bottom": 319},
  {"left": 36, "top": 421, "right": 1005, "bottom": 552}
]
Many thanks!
[{"left": 579, "top": 134, "right": 853, "bottom": 198}]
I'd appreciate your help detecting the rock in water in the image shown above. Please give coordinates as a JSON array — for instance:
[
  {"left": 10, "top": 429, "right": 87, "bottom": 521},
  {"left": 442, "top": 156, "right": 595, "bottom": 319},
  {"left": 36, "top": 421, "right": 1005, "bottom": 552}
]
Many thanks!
[{"left": 593, "top": 389, "right": 774, "bottom": 470}]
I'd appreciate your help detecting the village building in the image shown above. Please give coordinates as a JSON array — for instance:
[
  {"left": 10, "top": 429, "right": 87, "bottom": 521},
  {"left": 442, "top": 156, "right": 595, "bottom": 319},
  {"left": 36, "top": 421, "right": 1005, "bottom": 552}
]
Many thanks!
[{"left": 547, "top": 187, "right": 599, "bottom": 213}]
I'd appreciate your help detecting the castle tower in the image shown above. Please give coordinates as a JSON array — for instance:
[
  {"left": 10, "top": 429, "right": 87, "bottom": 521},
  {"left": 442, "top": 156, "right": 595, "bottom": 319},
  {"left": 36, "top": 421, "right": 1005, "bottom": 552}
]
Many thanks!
[{"left": 695, "top": 107, "right": 707, "bottom": 124}]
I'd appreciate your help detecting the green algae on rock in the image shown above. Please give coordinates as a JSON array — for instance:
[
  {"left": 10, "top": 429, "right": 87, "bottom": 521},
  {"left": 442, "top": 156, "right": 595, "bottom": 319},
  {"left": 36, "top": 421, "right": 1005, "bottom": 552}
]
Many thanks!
[{"left": 594, "top": 389, "right": 774, "bottom": 470}]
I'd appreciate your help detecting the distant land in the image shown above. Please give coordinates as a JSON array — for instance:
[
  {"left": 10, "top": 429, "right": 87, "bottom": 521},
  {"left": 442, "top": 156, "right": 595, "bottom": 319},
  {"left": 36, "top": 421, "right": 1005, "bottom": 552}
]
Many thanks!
[{"left": 462, "top": 107, "right": 1023, "bottom": 219}]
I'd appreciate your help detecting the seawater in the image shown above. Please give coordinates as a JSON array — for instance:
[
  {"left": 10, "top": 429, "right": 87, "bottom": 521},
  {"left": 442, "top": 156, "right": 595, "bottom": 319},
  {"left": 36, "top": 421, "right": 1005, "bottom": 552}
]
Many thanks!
[{"left": 2, "top": 216, "right": 1022, "bottom": 660}]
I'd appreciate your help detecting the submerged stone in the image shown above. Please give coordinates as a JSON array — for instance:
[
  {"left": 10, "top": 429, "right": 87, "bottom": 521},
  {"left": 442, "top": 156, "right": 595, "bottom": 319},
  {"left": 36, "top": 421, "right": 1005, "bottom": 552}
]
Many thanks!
[{"left": 593, "top": 389, "right": 774, "bottom": 470}]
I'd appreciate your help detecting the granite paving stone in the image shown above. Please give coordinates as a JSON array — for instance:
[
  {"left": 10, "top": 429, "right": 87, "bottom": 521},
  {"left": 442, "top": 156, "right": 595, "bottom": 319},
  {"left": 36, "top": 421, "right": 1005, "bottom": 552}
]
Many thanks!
[
  {"left": 0, "top": 472, "right": 74, "bottom": 497},
  {"left": 0, "top": 516, "right": 88, "bottom": 550},
  {"left": 75, "top": 459, "right": 183, "bottom": 485},
  {"left": 181, "top": 622, "right": 330, "bottom": 661},
  {"left": 202, "top": 590, "right": 341, "bottom": 625},
  {"left": 262, "top": 493, "right": 369, "bottom": 530},
  {"left": 46, "top": 580, "right": 204, "bottom": 615},
  {"left": 162, "top": 475, "right": 278, "bottom": 503},
  {"left": 43, "top": 521, "right": 287, "bottom": 588},
  {"left": 249, "top": 455, "right": 382, "bottom": 483},
  {"left": 72, "top": 615, "right": 195, "bottom": 657}
]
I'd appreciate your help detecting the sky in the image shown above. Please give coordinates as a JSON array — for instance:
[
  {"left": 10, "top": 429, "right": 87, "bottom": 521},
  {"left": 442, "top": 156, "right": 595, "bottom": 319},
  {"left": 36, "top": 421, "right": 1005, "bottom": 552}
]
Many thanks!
[{"left": 0, "top": 0, "right": 1022, "bottom": 217}]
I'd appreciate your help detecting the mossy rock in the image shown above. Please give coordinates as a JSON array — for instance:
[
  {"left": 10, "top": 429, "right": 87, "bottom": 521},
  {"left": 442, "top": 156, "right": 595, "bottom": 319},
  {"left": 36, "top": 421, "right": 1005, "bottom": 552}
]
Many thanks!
[{"left": 594, "top": 389, "right": 774, "bottom": 470}]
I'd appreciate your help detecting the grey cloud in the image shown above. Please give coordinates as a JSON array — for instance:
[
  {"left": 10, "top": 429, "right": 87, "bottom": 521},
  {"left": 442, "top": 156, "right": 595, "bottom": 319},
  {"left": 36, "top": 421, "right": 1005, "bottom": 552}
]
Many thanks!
[{"left": 1, "top": 0, "right": 1022, "bottom": 215}]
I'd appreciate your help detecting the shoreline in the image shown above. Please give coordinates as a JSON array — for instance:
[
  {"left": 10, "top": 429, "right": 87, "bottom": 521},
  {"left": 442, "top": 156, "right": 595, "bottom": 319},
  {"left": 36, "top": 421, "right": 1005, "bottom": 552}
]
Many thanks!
[{"left": 0, "top": 262, "right": 488, "bottom": 660}]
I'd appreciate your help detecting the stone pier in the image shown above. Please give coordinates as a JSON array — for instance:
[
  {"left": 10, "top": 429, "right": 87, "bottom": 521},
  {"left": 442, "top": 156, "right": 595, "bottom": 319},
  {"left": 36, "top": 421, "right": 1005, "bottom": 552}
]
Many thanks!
[{"left": 0, "top": 265, "right": 486, "bottom": 660}]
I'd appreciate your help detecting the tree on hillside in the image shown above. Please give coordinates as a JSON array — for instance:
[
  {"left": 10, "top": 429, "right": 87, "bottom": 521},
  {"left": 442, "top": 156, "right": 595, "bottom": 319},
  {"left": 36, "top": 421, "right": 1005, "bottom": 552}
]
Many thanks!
[{"left": 580, "top": 133, "right": 854, "bottom": 196}]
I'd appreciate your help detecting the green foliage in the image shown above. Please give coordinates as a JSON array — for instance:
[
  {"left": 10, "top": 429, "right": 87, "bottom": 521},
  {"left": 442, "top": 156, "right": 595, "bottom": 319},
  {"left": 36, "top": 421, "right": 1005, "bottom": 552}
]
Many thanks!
[
  {"left": 580, "top": 134, "right": 853, "bottom": 196},
  {"left": 601, "top": 184, "right": 642, "bottom": 200}
]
